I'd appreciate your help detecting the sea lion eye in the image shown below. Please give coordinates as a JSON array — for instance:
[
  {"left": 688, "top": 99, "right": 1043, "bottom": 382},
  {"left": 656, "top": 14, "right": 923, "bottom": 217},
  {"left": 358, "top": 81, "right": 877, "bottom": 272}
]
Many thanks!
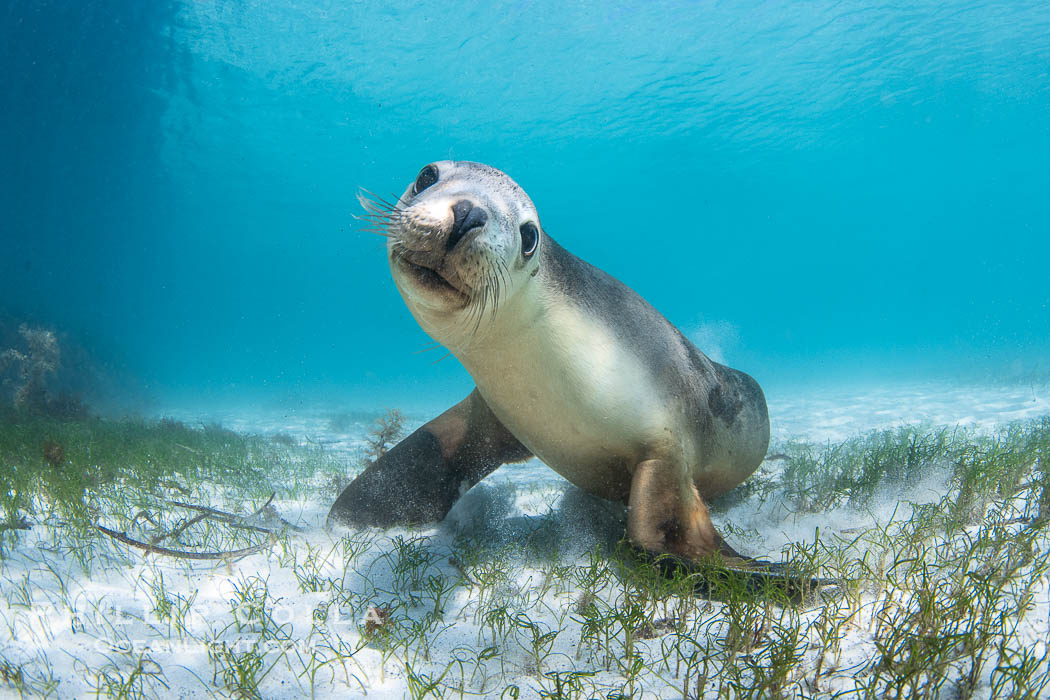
[
  {"left": 519, "top": 222, "right": 539, "bottom": 258},
  {"left": 413, "top": 165, "right": 439, "bottom": 195}
]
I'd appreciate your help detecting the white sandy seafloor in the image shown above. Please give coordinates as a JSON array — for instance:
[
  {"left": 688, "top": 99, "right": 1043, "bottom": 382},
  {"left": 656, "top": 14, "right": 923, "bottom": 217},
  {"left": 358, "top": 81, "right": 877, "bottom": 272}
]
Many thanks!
[{"left": 2, "top": 379, "right": 1049, "bottom": 698}]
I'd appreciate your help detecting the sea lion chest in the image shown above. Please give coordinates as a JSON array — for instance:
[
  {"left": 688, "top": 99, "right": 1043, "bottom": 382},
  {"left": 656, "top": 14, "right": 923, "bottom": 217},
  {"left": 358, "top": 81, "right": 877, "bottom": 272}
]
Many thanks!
[{"left": 460, "top": 297, "right": 680, "bottom": 501}]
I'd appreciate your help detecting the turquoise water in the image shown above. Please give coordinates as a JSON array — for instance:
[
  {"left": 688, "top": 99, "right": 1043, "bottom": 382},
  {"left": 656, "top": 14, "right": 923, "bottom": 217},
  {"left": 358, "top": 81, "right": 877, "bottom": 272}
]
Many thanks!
[{"left": 3, "top": 1, "right": 1049, "bottom": 412}]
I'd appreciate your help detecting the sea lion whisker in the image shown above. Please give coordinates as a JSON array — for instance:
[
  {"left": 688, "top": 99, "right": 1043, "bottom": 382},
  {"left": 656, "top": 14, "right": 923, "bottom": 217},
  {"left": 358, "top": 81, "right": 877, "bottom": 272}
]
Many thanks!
[
  {"left": 465, "top": 288, "right": 480, "bottom": 336},
  {"left": 358, "top": 209, "right": 396, "bottom": 223},
  {"left": 472, "top": 287, "right": 486, "bottom": 335},
  {"left": 356, "top": 224, "right": 397, "bottom": 238},
  {"left": 358, "top": 188, "right": 403, "bottom": 210},
  {"left": 413, "top": 342, "right": 444, "bottom": 354},
  {"left": 355, "top": 217, "right": 398, "bottom": 229},
  {"left": 357, "top": 190, "right": 404, "bottom": 220},
  {"left": 495, "top": 260, "right": 508, "bottom": 312},
  {"left": 376, "top": 190, "right": 406, "bottom": 208},
  {"left": 354, "top": 193, "right": 407, "bottom": 241},
  {"left": 355, "top": 210, "right": 402, "bottom": 226},
  {"left": 496, "top": 259, "right": 508, "bottom": 294},
  {"left": 356, "top": 211, "right": 400, "bottom": 222},
  {"left": 356, "top": 192, "right": 387, "bottom": 216},
  {"left": 489, "top": 270, "right": 501, "bottom": 321},
  {"left": 429, "top": 351, "right": 453, "bottom": 365},
  {"left": 466, "top": 277, "right": 488, "bottom": 337},
  {"left": 357, "top": 227, "right": 397, "bottom": 240},
  {"left": 485, "top": 272, "right": 495, "bottom": 321},
  {"left": 357, "top": 213, "right": 405, "bottom": 241}
]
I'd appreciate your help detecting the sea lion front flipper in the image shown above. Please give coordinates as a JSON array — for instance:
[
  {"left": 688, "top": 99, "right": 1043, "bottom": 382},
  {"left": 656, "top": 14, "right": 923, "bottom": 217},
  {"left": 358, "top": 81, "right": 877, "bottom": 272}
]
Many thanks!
[
  {"left": 626, "top": 458, "right": 838, "bottom": 602},
  {"left": 327, "top": 389, "right": 530, "bottom": 528},
  {"left": 626, "top": 458, "right": 726, "bottom": 561}
]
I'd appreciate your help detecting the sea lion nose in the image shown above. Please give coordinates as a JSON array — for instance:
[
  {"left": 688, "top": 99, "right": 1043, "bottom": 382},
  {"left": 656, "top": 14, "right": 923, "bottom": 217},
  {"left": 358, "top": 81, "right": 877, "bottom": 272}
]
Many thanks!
[{"left": 447, "top": 200, "right": 488, "bottom": 251}]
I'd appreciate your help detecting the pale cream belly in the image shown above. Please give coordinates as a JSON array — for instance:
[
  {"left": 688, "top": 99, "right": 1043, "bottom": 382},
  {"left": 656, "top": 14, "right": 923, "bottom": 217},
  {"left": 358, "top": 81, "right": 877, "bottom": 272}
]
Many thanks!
[
  {"left": 481, "top": 388, "right": 637, "bottom": 501},
  {"left": 465, "top": 312, "right": 683, "bottom": 502}
]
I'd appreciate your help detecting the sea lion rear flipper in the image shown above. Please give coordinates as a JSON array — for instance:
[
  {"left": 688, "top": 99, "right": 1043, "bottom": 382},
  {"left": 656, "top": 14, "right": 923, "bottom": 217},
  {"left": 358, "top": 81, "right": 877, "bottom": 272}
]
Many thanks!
[
  {"left": 641, "top": 549, "right": 838, "bottom": 604},
  {"left": 327, "top": 389, "right": 530, "bottom": 528}
]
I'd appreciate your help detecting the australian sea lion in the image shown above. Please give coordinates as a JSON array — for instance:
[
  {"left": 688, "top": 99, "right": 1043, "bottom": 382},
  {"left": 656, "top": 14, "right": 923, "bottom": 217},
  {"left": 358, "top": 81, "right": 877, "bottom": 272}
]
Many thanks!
[{"left": 329, "top": 161, "right": 796, "bottom": 585}]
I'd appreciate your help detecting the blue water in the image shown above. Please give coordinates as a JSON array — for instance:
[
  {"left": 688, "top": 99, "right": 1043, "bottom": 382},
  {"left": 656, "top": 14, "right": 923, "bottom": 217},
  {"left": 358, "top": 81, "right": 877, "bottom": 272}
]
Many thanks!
[{"left": 3, "top": 1, "right": 1049, "bottom": 412}]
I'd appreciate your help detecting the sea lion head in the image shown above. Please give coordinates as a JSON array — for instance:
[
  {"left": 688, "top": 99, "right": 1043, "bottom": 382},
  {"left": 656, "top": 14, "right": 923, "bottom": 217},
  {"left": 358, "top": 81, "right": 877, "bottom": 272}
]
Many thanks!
[{"left": 361, "top": 161, "right": 544, "bottom": 347}]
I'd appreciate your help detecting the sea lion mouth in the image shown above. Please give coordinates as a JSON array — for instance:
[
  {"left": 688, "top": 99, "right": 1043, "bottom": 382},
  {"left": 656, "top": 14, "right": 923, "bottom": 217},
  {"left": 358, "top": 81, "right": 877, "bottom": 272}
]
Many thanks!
[{"left": 394, "top": 254, "right": 470, "bottom": 305}]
